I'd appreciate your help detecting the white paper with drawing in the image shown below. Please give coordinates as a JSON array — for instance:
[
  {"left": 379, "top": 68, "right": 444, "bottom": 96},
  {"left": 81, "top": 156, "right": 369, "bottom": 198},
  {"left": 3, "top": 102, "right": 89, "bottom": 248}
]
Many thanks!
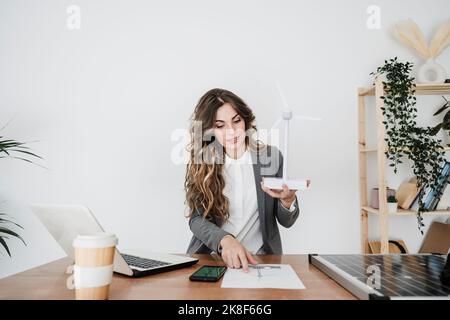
[{"left": 221, "top": 264, "right": 305, "bottom": 289}]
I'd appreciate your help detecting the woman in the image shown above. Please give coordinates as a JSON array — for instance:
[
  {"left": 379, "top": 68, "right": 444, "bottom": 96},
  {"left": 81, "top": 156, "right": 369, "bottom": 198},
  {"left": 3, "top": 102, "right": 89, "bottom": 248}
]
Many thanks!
[{"left": 185, "top": 88, "right": 307, "bottom": 272}]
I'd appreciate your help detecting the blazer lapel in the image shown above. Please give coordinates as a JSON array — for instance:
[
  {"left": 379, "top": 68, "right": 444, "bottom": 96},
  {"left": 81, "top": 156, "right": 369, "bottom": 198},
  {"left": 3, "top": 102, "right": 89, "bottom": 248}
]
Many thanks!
[{"left": 250, "top": 149, "right": 267, "bottom": 240}]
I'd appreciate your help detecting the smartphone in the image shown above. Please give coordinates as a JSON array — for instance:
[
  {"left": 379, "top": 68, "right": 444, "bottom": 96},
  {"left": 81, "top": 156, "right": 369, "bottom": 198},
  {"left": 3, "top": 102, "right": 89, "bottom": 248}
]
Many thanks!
[{"left": 189, "top": 265, "right": 227, "bottom": 282}]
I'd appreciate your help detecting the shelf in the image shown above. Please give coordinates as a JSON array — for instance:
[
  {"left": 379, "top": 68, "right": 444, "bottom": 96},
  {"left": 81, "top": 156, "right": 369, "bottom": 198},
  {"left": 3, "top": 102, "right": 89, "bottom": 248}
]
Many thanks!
[
  {"left": 358, "top": 77, "right": 450, "bottom": 254},
  {"left": 359, "top": 146, "right": 450, "bottom": 153},
  {"left": 362, "top": 206, "right": 450, "bottom": 216},
  {"left": 358, "top": 83, "right": 450, "bottom": 96}
]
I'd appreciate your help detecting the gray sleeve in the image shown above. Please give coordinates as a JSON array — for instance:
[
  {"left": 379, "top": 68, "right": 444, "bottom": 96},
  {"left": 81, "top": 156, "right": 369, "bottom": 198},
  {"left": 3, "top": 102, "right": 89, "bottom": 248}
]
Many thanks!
[
  {"left": 276, "top": 196, "right": 300, "bottom": 228},
  {"left": 273, "top": 147, "right": 300, "bottom": 228},
  {"left": 188, "top": 208, "right": 233, "bottom": 253}
]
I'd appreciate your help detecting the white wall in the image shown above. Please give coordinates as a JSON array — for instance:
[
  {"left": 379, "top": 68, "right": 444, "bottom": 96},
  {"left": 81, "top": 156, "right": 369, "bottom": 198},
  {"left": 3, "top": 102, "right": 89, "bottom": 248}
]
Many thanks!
[{"left": 1, "top": 0, "right": 449, "bottom": 279}]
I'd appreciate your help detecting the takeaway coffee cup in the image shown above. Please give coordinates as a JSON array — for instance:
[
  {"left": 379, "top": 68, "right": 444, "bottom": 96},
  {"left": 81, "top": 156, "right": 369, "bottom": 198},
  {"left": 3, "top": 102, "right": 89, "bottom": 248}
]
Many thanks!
[{"left": 66, "top": 232, "right": 118, "bottom": 300}]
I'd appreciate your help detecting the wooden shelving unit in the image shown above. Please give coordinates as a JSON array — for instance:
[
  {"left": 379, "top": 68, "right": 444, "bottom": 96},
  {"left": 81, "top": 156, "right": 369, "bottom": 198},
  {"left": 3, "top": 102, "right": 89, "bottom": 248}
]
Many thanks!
[
  {"left": 361, "top": 206, "right": 450, "bottom": 216},
  {"left": 358, "top": 79, "right": 450, "bottom": 254}
]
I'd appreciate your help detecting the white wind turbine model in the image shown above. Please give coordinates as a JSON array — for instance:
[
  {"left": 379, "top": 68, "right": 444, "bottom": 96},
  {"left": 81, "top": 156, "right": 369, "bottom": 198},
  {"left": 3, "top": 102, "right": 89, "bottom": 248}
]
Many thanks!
[{"left": 262, "top": 81, "right": 323, "bottom": 190}]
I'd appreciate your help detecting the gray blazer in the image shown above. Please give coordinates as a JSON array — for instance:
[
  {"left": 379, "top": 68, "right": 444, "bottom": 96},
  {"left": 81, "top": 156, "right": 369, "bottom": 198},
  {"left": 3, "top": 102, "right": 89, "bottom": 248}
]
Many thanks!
[{"left": 186, "top": 145, "right": 300, "bottom": 255}]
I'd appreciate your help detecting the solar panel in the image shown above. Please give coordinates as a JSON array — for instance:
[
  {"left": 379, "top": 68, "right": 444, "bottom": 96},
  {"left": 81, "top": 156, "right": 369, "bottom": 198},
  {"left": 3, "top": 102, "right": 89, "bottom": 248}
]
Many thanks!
[{"left": 309, "top": 254, "right": 450, "bottom": 300}]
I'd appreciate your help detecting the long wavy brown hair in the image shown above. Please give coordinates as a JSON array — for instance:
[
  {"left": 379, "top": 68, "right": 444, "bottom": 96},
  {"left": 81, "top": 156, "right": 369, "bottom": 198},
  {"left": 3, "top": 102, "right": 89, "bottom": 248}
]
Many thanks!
[{"left": 185, "top": 88, "right": 264, "bottom": 225}]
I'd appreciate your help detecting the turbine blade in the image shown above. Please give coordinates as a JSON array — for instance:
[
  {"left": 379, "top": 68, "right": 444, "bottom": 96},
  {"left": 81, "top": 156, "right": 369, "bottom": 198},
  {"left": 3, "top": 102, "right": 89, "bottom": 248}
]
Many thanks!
[
  {"left": 270, "top": 117, "right": 283, "bottom": 129},
  {"left": 294, "top": 115, "right": 323, "bottom": 121},
  {"left": 275, "top": 80, "right": 291, "bottom": 111}
]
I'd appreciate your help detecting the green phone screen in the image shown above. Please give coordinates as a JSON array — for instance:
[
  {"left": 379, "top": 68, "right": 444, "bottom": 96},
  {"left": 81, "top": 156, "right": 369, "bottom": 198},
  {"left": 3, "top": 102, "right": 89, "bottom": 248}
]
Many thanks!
[{"left": 192, "top": 266, "right": 226, "bottom": 279}]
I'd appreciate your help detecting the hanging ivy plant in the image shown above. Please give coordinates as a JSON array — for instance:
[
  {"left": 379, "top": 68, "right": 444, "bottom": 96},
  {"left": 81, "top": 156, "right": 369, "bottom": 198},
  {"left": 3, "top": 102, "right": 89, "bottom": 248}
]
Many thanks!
[{"left": 371, "top": 57, "right": 445, "bottom": 234}]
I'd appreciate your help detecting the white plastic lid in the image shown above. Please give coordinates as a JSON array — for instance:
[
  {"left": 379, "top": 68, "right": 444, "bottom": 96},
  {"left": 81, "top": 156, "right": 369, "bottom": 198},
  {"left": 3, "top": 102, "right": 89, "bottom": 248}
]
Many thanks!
[{"left": 73, "top": 232, "right": 118, "bottom": 249}]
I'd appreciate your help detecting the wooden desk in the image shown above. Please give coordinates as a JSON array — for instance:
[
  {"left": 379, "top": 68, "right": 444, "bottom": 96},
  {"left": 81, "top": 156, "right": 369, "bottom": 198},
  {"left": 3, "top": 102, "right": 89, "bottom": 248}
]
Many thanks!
[{"left": 0, "top": 254, "right": 356, "bottom": 299}]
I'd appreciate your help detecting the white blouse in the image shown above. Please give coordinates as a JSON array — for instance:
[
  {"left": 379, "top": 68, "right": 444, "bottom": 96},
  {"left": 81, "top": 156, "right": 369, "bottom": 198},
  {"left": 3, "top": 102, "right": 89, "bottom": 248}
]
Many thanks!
[{"left": 220, "top": 149, "right": 296, "bottom": 254}]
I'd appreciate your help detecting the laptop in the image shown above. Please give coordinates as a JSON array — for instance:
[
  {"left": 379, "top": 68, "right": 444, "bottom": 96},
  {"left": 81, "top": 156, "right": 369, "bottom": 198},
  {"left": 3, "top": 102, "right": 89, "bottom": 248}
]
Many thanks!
[{"left": 31, "top": 204, "right": 198, "bottom": 277}]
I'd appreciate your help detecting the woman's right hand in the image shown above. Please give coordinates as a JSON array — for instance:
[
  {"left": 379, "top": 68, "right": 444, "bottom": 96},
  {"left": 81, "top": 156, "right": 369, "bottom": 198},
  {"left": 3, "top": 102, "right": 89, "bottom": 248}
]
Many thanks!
[{"left": 219, "top": 235, "right": 258, "bottom": 272}]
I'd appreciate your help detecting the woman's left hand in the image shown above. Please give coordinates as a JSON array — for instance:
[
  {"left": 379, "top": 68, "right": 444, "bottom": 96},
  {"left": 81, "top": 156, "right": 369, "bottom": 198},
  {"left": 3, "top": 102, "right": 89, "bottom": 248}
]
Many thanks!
[{"left": 260, "top": 181, "right": 297, "bottom": 208}]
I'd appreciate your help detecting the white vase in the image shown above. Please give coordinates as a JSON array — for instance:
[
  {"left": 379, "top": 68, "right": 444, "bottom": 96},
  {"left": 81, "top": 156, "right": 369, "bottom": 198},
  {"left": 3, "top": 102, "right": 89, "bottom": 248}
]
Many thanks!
[
  {"left": 387, "top": 202, "right": 398, "bottom": 213},
  {"left": 417, "top": 58, "right": 447, "bottom": 84}
]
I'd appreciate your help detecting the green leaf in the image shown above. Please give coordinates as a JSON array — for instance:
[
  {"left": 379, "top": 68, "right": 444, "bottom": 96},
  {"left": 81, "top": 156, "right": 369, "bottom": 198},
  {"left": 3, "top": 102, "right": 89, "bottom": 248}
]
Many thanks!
[
  {"left": 430, "top": 123, "right": 443, "bottom": 135},
  {"left": 0, "top": 227, "right": 26, "bottom": 245},
  {"left": 12, "top": 149, "right": 43, "bottom": 159},
  {"left": 0, "top": 218, "right": 23, "bottom": 229},
  {"left": 433, "top": 103, "right": 450, "bottom": 116},
  {"left": 0, "top": 236, "right": 11, "bottom": 257}
]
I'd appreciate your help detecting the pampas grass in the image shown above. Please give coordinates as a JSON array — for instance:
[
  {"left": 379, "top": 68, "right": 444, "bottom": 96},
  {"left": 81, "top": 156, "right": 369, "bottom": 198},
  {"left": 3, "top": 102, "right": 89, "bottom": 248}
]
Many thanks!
[
  {"left": 430, "top": 19, "right": 450, "bottom": 58},
  {"left": 392, "top": 19, "right": 450, "bottom": 60}
]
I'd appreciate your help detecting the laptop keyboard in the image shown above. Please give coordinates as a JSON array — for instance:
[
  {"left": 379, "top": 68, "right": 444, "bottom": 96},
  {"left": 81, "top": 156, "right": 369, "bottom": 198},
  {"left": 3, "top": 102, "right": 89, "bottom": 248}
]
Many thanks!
[{"left": 121, "top": 254, "right": 172, "bottom": 269}]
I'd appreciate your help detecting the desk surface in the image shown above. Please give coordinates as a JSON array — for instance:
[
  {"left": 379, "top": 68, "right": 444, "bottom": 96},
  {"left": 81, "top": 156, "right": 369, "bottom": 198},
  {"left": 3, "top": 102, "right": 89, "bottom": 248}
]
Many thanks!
[{"left": 0, "top": 254, "right": 356, "bottom": 300}]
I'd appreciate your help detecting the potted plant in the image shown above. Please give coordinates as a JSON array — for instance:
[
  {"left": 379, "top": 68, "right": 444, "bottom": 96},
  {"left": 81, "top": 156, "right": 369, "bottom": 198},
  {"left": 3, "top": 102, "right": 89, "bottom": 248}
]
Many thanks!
[
  {"left": 387, "top": 195, "right": 398, "bottom": 213},
  {"left": 430, "top": 96, "right": 450, "bottom": 146},
  {"left": 371, "top": 57, "right": 446, "bottom": 234},
  {"left": 0, "top": 131, "right": 41, "bottom": 257}
]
